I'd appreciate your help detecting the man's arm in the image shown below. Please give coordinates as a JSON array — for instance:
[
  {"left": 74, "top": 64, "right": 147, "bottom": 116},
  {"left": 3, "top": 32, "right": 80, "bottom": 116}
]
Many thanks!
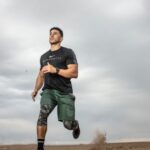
[
  {"left": 31, "top": 70, "right": 44, "bottom": 101},
  {"left": 42, "top": 49, "right": 78, "bottom": 79},
  {"left": 41, "top": 63, "right": 78, "bottom": 79},
  {"left": 57, "top": 64, "right": 78, "bottom": 78}
]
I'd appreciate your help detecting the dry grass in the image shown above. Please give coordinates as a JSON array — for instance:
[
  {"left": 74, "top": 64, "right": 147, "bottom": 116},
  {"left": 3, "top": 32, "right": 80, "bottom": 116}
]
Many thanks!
[
  {"left": 1, "top": 133, "right": 150, "bottom": 150},
  {"left": 1, "top": 142, "right": 150, "bottom": 150}
]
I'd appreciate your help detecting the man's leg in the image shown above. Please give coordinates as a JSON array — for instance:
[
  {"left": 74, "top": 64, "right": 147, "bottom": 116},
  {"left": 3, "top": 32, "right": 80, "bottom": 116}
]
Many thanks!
[
  {"left": 63, "top": 120, "right": 80, "bottom": 139},
  {"left": 63, "top": 120, "right": 78, "bottom": 130},
  {"left": 37, "top": 125, "right": 47, "bottom": 139},
  {"left": 36, "top": 125, "right": 47, "bottom": 150},
  {"left": 57, "top": 91, "right": 80, "bottom": 139},
  {"left": 37, "top": 104, "right": 55, "bottom": 150}
]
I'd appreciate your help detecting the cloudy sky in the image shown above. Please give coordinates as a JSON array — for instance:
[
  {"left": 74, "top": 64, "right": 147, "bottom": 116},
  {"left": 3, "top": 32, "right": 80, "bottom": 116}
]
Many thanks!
[{"left": 0, "top": 0, "right": 150, "bottom": 145}]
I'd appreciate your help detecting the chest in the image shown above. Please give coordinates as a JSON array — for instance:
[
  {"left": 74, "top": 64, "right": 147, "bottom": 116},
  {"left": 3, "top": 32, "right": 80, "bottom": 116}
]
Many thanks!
[{"left": 42, "top": 52, "right": 67, "bottom": 68}]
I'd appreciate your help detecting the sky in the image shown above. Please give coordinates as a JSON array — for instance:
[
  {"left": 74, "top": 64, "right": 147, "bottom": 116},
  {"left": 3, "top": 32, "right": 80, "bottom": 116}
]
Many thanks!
[{"left": 0, "top": 0, "right": 150, "bottom": 145}]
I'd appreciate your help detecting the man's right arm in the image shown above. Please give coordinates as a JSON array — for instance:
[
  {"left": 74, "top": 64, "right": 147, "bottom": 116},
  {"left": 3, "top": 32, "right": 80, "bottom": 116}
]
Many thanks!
[{"left": 32, "top": 70, "right": 44, "bottom": 101}]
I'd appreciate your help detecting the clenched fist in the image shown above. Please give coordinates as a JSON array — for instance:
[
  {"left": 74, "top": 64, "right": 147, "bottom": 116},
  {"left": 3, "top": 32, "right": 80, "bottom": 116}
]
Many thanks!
[
  {"left": 31, "top": 90, "right": 38, "bottom": 101},
  {"left": 41, "top": 62, "right": 57, "bottom": 74}
]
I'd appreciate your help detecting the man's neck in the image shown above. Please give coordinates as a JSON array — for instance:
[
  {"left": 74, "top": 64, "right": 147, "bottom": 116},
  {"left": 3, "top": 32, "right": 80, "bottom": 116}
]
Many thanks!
[{"left": 50, "top": 43, "right": 61, "bottom": 51}]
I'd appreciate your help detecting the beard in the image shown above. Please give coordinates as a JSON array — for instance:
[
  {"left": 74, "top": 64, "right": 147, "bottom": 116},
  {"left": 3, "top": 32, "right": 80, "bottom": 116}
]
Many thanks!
[{"left": 50, "top": 40, "right": 61, "bottom": 45}]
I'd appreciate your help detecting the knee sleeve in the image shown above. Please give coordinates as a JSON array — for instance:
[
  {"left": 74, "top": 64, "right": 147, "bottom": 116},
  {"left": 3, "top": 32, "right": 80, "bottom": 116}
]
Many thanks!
[
  {"left": 63, "top": 120, "right": 78, "bottom": 130},
  {"left": 37, "top": 105, "right": 51, "bottom": 126}
]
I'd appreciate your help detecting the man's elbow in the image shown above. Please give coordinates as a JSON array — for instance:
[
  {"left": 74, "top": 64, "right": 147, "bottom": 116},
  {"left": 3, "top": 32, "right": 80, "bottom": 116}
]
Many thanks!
[{"left": 72, "top": 72, "right": 78, "bottom": 78}]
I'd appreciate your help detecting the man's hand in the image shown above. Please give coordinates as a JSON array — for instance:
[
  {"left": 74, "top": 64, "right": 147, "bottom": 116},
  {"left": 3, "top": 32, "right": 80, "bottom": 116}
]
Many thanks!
[
  {"left": 41, "top": 62, "right": 56, "bottom": 74},
  {"left": 31, "top": 90, "right": 38, "bottom": 101}
]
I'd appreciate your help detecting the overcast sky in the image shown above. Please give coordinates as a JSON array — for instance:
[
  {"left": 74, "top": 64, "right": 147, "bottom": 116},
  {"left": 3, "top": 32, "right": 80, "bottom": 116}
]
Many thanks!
[{"left": 0, "top": 0, "right": 150, "bottom": 145}]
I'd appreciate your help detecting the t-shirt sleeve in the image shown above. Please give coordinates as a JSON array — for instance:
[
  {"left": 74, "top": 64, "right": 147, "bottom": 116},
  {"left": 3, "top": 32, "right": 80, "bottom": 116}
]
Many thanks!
[{"left": 66, "top": 49, "right": 78, "bottom": 65}]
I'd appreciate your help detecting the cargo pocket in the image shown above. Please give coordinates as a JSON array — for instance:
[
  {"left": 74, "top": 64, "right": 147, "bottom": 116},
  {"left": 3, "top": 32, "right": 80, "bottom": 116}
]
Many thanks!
[{"left": 68, "top": 93, "right": 76, "bottom": 101}]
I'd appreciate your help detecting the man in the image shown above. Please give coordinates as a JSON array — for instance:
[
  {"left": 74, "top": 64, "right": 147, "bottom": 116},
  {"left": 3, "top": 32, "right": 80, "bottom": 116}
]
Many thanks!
[{"left": 31, "top": 27, "right": 80, "bottom": 150}]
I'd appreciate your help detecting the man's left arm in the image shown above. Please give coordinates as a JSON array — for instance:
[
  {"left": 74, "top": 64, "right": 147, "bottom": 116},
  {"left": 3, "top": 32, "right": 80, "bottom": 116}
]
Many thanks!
[
  {"left": 42, "top": 63, "right": 78, "bottom": 78},
  {"left": 57, "top": 64, "right": 78, "bottom": 78},
  {"left": 41, "top": 49, "right": 78, "bottom": 78},
  {"left": 58, "top": 49, "right": 78, "bottom": 78}
]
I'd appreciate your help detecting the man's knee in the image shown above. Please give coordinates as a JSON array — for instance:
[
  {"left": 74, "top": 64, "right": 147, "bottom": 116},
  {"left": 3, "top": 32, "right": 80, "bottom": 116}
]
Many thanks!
[
  {"left": 63, "top": 121, "right": 73, "bottom": 130},
  {"left": 63, "top": 120, "right": 78, "bottom": 130},
  {"left": 37, "top": 105, "right": 51, "bottom": 126}
]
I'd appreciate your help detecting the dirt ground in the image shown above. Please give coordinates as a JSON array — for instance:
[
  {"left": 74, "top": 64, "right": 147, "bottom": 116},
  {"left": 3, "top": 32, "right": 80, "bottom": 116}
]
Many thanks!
[{"left": 1, "top": 142, "right": 150, "bottom": 150}]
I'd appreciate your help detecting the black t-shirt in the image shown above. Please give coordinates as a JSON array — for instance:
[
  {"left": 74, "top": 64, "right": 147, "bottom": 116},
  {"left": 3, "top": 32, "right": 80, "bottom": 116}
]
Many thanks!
[{"left": 40, "top": 46, "right": 78, "bottom": 93}]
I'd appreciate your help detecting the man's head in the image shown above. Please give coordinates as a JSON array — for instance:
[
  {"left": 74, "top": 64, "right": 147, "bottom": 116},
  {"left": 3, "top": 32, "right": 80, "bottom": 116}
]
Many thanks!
[{"left": 49, "top": 27, "right": 63, "bottom": 45}]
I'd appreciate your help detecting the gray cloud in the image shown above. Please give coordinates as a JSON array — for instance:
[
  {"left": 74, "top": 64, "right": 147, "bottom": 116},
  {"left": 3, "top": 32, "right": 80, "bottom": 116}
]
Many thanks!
[{"left": 0, "top": 0, "right": 150, "bottom": 144}]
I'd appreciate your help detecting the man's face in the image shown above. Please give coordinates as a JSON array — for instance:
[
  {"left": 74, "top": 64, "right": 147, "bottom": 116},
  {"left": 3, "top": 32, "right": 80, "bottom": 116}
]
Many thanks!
[{"left": 49, "top": 29, "right": 63, "bottom": 45}]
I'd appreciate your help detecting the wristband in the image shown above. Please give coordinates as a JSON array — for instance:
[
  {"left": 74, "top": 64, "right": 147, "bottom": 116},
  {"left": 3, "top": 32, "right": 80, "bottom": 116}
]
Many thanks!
[{"left": 56, "top": 67, "right": 60, "bottom": 74}]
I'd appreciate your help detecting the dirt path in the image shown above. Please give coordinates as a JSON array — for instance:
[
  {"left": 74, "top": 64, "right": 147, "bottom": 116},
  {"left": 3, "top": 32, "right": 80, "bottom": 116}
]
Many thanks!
[{"left": 1, "top": 142, "right": 150, "bottom": 150}]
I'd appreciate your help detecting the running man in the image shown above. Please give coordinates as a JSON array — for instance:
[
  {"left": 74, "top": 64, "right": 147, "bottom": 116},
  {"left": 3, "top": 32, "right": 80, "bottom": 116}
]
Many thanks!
[{"left": 31, "top": 27, "right": 80, "bottom": 150}]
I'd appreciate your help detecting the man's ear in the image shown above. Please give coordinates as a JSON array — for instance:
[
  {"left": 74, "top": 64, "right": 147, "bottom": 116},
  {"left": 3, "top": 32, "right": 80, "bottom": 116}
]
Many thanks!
[{"left": 60, "top": 37, "right": 63, "bottom": 42}]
